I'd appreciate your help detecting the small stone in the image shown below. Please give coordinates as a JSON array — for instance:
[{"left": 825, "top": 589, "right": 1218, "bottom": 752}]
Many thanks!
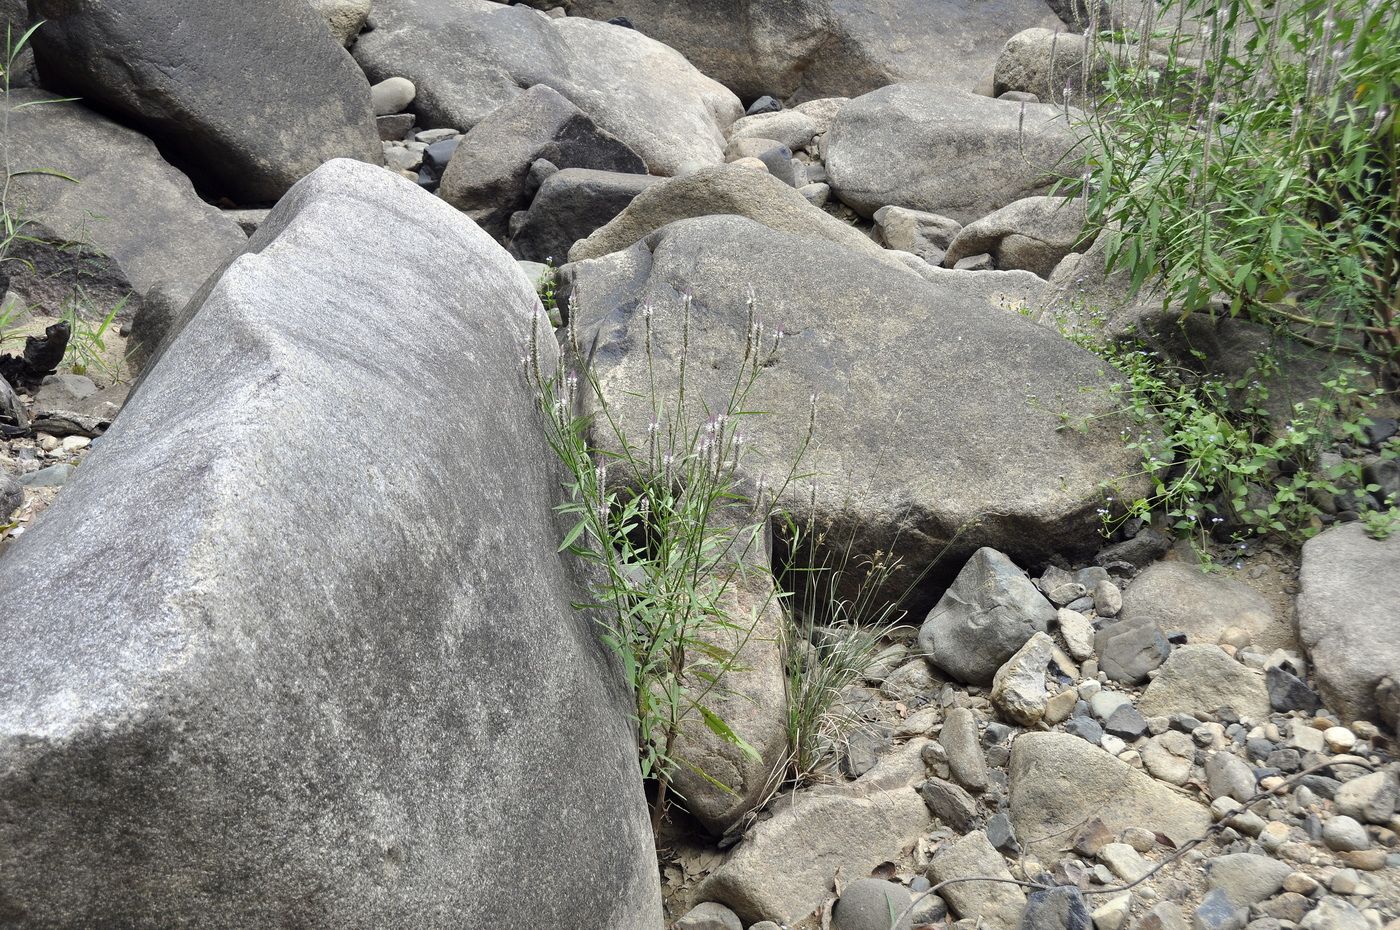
[
  {"left": 675, "top": 901, "right": 743, "bottom": 930},
  {"left": 1065, "top": 715, "right": 1104, "bottom": 744},
  {"left": 1323, "top": 815, "right": 1370, "bottom": 851},
  {"left": 1096, "top": 619, "right": 1171, "bottom": 685},
  {"left": 833, "top": 878, "right": 913, "bottom": 930},
  {"left": 1192, "top": 888, "right": 1248, "bottom": 930},
  {"left": 1299, "top": 897, "right": 1370, "bottom": 930},
  {"left": 1141, "top": 731, "right": 1195, "bottom": 786},
  {"left": 1022, "top": 885, "right": 1092, "bottom": 930},
  {"left": 1259, "top": 822, "right": 1290, "bottom": 852},
  {"left": 1091, "top": 691, "right": 1133, "bottom": 720},
  {"left": 1266, "top": 666, "right": 1323, "bottom": 714},
  {"left": 1288, "top": 725, "right": 1327, "bottom": 754},
  {"left": 922, "top": 740, "right": 952, "bottom": 779},
  {"left": 1059, "top": 608, "right": 1096, "bottom": 661},
  {"left": 1101, "top": 734, "right": 1127, "bottom": 755},
  {"left": 369, "top": 76, "right": 416, "bottom": 116},
  {"left": 18, "top": 464, "right": 73, "bottom": 487},
  {"left": 1045, "top": 688, "right": 1078, "bottom": 725},
  {"left": 1073, "top": 818, "right": 1115, "bottom": 858},
  {"left": 920, "top": 777, "right": 979, "bottom": 833},
  {"left": 1323, "top": 726, "right": 1357, "bottom": 753},
  {"left": 799, "top": 182, "right": 830, "bottom": 207},
  {"left": 1282, "top": 872, "right": 1319, "bottom": 895},
  {"left": 59, "top": 435, "right": 90, "bottom": 452},
  {"left": 376, "top": 113, "right": 415, "bottom": 141},
  {"left": 1122, "top": 828, "right": 1157, "bottom": 853},
  {"left": 1104, "top": 704, "right": 1149, "bottom": 741},
  {"left": 746, "top": 95, "right": 783, "bottom": 115},
  {"left": 1134, "top": 902, "right": 1189, "bottom": 930},
  {"left": 1094, "top": 580, "right": 1123, "bottom": 617},
  {"left": 1205, "top": 853, "right": 1291, "bottom": 906},
  {"left": 1099, "top": 843, "right": 1150, "bottom": 882},
  {"left": 1334, "top": 771, "right": 1398, "bottom": 825},
  {"left": 953, "top": 252, "right": 994, "bottom": 271},
  {"left": 415, "top": 128, "right": 459, "bottom": 144},
  {"left": 992, "top": 632, "right": 1055, "bottom": 725},
  {"left": 987, "top": 811, "right": 1022, "bottom": 856},
  {"left": 1331, "top": 868, "right": 1362, "bottom": 894},
  {"left": 1092, "top": 893, "right": 1133, "bottom": 930},
  {"left": 1206, "top": 752, "right": 1257, "bottom": 803},
  {"left": 1048, "top": 582, "right": 1088, "bottom": 606},
  {"left": 1337, "top": 848, "right": 1386, "bottom": 871},
  {"left": 1258, "top": 893, "right": 1312, "bottom": 923},
  {"left": 941, "top": 707, "right": 989, "bottom": 793}
]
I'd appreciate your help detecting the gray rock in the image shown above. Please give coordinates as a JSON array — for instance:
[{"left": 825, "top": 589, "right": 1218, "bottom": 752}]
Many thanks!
[
  {"left": 1193, "top": 888, "right": 1248, "bottom": 930},
  {"left": 565, "top": 0, "right": 1068, "bottom": 102},
  {"left": 370, "top": 76, "right": 417, "bottom": 116},
  {"left": 826, "top": 86, "right": 1080, "bottom": 222},
  {"left": 1, "top": 91, "right": 246, "bottom": 367},
  {"left": 309, "top": 0, "right": 371, "bottom": 44},
  {"left": 1140, "top": 730, "right": 1195, "bottom": 785},
  {"left": 955, "top": 252, "right": 995, "bottom": 271},
  {"left": 928, "top": 831, "right": 1027, "bottom": 930},
  {"left": 508, "top": 168, "right": 661, "bottom": 263},
  {"left": 729, "top": 110, "right": 820, "bottom": 152},
  {"left": 943, "top": 196, "right": 1090, "bottom": 278},
  {"left": 1334, "top": 770, "right": 1399, "bottom": 825},
  {"left": 1064, "top": 715, "right": 1104, "bottom": 743},
  {"left": 1058, "top": 608, "right": 1096, "bottom": 661},
  {"left": 0, "top": 160, "right": 663, "bottom": 929},
  {"left": 438, "top": 85, "right": 647, "bottom": 239},
  {"left": 697, "top": 787, "right": 931, "bottom": 925},
  {"left": 920, "top": 776, "right": 980, "bottom": 832},
  {"left": 992, "top": 631, "right": 1056, "bottom": 725},
  {"left": 1266, "top": 665, "right": 1322, "bottom": 714},
  {"left": 747, "top": 96, "right": 782, "bottom": 115},
  {"left": 1022, "top": 886, "right": 1092, "bottom": 930},
  {"left": 1321, "top": 815, "right": 1370, "bottom": 851},
  {"left": 17, "top": 463, "right": 74, "bottom": 487},
  {"left": 1296, "top": 524, "right": 1400, "bottom": 724},
  {"left": 0, "top": 472, "right": 22, "bottom": 519},
  {"left": 994, "top": 28, "right": 1106, "bottom": 104},
  {"left": 568, "top": 217, "right": 1144, "bottom": 615},
  {"left": 1138, "top": 646, "right": 1271, "bottom": 720},
  {"left": 30, "top": 0, "right": 381, "bottom": 203},
  {"left": 834, "top": 879, "right": 913, "bottom": 930},
  {"left": 1095, "top": 528, "right": 1170, "bottom": 569},
  {"left": 875, "top": 206, "right": 962, "bottom": 266},
  {"left": 1135, "top": 902, "right": 1189, "bottom": 930},
  {"left": 1122, "top": 561, "right": 1291, "bottom": 652},
  {"left": 941, "top": 707, "right": 989, "bottom": 793},
  {"left": 922, "top": 549, "right": 1056, "bottom": 685},
  {"left": 675, "top": 901, "right": 744, "bottom": 930},
  {"left": 1298, "top": 897, "right": 1370, "bottom": 930},
  {"left": 377, "top": 113, "right": 415, "bottom": 141},
  {"left": 799, "top": 181, "right": 830, "bottom": 206},
  {"left": 354, "top": 0, "right": 742, "bottom": 176},
  {"left": 1095, "top": 618, "right": 1171, "bottom": 684},
  {"left": 1205, "top": 752, "right": 1257, "bottom": 803},
  {"left": 1009, "top": 732, "right": 1212, "bottom": 858},
  {"left": 987, "top": 811, "right": 1022, "bottom": 855},
  {"left": 1103, "top": 704, "right": 1148, "bottom": 740},
  {"left": 568, "top": 163, "right": 899, "bottom": 269},
  {"left": 1206, "top": 854, "right": 1290, "bottom": 907}
]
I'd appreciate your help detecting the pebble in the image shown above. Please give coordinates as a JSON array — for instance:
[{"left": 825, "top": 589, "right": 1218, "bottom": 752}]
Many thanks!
[
  {"left": 1105, "top": 704, "right": 1149, "bottom": 740},
  {"left": 369, "top": 76, "right": 416, "bottom": 116},
  {"left": 1066, "top": 716, "right": 1104, "bottom": 744},
  {"left": 1059, "top": 608, "right": 1096, "bottom": 661},
  {"left": 1282, "top": 872, "right": 1319, "bottom": 895},
  {"left": 1091, "top": 893, "right": 1132, "bottom": 930},
  {"left": 745, "top": 95, "right": 782, "bottom": 115},
  {"left": 416, "top": 128, "right": 459, "bottom": 144},
  {"left": 59, "top": 435, "right": 89, "bottom": 452},
  {"left": 1091, "top": 691, "right": 1133, "bottom": 720},
  {"left": 1324, "top": 727, "right": 1358, "bottom": 753},
  {"left": 1299, "top": 896, "right": 1371, "bottom": 930},
  {"left": 1331, "top": 868, "right": 1362, "bottom": 894},
  {"left": 1322, "top": 816, "right": 1370, "bottom": 851},
  {"left": 1193, "top": 887, "right": 1248, "bottom": 930},
  {"left": 1099, "top": 842, "right": 1150, "bottom": 882},
  {"left": 1093, "top": 579, "right": 1123, "bottom": 616}
]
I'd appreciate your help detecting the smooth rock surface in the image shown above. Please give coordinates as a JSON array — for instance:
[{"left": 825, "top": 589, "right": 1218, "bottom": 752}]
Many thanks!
[
  {"left": 826, "top": 86, "right": 1079, "bottom": 222},
  {"left": 0, "top": 160, "right": 663, "bottom": 929},
  {"left": 508, "top": 168, "right": 661, "bottom": 263},
  {"left": 355, "top": 0, "right": 742, "bottom": 175},
  {"left": 1137, "top": 646, "right": 1271, "bottom": 720},
  {"left": 569, "top": 218, "right": 1144, "bottom": 612},
  {"left": 942, "top": 196, "right": 1089, "bottom": 278},
  {"left": 30, "top": 0, "right": 382, "bottom": 202},
  {"left": 1009, "top": 732, "right": 1212, "bottom": 858},
  {"left": 1123, "top": 561, "right": 1291, "bottom": 652},
  {"left": 1296, "top": 524, "right": 1400, "bottom": 724},
  {"left": 928, "top": 831, "right": 1027, "bottom": 930}
]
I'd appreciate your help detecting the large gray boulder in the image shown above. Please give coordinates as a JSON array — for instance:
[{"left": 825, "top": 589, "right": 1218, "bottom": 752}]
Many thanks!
[
  {"left": 437, "top": 84, "right": 647, "bottom": 239},
  {"left": 567, "top": 216, "right": 1145, "bottom": 614},
  {"left": 355, "top": 0, "right": 742, "bottom": 175},
  {"left": 568, "top": 163, "right": 902, "bottom": 269},
  {"left": 0, "top": 91, "right": 246, "bottom": 358},
  {"left": 1009, "top": 732, "right": 1212, "bottom": 858},
  {"left": 1137, "top": 645, "right": 1271, "bottom": 721},
  {"left": 1297, "top": 524, "right": 1400, "bottom": 726},
  {"left": 29, "top": 0, "right": 382, "bottom": 203},
  {"left": 919, "top": 548, "right": 1056, "bottom": 685},
  {"left": 0, "top": 160, "right": 663, "bottom": 929},
  {"left": 564, "top": 0, "right": 1067, "bottom": 102},
  {"left": 826, "top": 86, "right": 1080, "bottom": 222},
  {"left": 507, "top": 168, "right": 662, "bottom": 263}
]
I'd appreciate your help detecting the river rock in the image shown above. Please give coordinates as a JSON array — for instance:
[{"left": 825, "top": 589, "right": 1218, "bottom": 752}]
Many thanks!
[
  {"left": 991, "top": 631, "right": 1056, "bottom": 725},
  {"left": 1122, "top": 561, "right": 1291, "bottom": 651},
  {"left": 943, "top": 195, "right": 1090, "bottom": 278},
  {"left": 1296, "top": 524, "right": 1400, "bottom": 724},
  {"left": 1137, "top": 646, "right": 1271, "bottom": 720},
  {"left": 567, "top": 217, "right": 1145, "bottom": 614},
  {"left": 508, "top": 168, "right": 661, "bottom": 263},
  {"left": 354, "top": 0, "right": 742, "bottom": 176},
  {"left": 0, "top": 160, "right": 663, "bottom": 929},
  {"left": 929, "top": 831, "right": 1027, "bottom": 930},
  {"left": 565, "top": 0, "right": 1068, "bottom": 102},
  {"left": 29, "top": 0, "right": 381, "bottom": 203},
  {"left": 1009, "top": 732, "right": 1212, "bottom": 858},
  {"left": 826, "top": 85, "right": 1080, "bottom": 222}
]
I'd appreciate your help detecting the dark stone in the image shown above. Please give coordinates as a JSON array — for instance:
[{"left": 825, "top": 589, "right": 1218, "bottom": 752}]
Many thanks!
[
  {"left": 1297, "top": 774, "right": 1341, "bottom": 799},
  {"left": 919, "top": 777, "right": 980, "bottom": 832},
  {"left": 746, "top": 95, "right": 782, "bottom": 115},
  {"left": 29, "top": 0, "right": 381, "bottom": 203},
  {"left": 424, "top": 137, "right": 460, "bottom": 169},
  {"left": 1245, "top": 738, "right": 1274, "bottom": 762},
  {"left": 1104, "top": 704, "right": 1148, "bottom": 741},
  {"left": 1265, "top": 748, "right": 1302, "bottom": 773},
  {"left": 986, "top": 812, "right": 1022, "bottom": 856},
  {"left": 377, "top": 113, "right": 416, "bottom": 141},
  {"left": 1365, "top": 417, "right": 1398, "bottom": 447},
  {"left": 1266, "top": 665, "right": 1323, "bottom": 714},
  {"left": 607, "top": 15, "right": 635, "bottom": 27},
  {"left": 0, "top": 472, "right": 22, "bottom": 518},
  {"left": 508, "top": 168, "right": 662, "bottom": 264},
  {"left": 1094, "top": 527, "right": 1170, "bottom": 568},
  {"left": 1020, "top": 885, "right": 1091, "bottom": 930},
  {"left": 1064, "top": 716, "right": 1104, "bottom": 744},
  {"left": 1095, "top": 618, "right": 1171, "bottom": 684},
  {"left": 1167, "top": 631, "right": 1189, "bottom": 645},
  {"left": 1193, "top": 888, "right": 1248, "bottom": 930},
  {"left": 0, "top": 321, "right": 69, "bottom": 392}
]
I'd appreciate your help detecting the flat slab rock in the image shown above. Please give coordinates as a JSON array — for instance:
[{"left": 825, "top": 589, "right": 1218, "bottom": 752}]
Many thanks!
[
  {"left": 0, "top": 160, "right": 662, "bottom": 929},
  {"left": 570, "top": 215, "right": 1146, "bottom": 611}
]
